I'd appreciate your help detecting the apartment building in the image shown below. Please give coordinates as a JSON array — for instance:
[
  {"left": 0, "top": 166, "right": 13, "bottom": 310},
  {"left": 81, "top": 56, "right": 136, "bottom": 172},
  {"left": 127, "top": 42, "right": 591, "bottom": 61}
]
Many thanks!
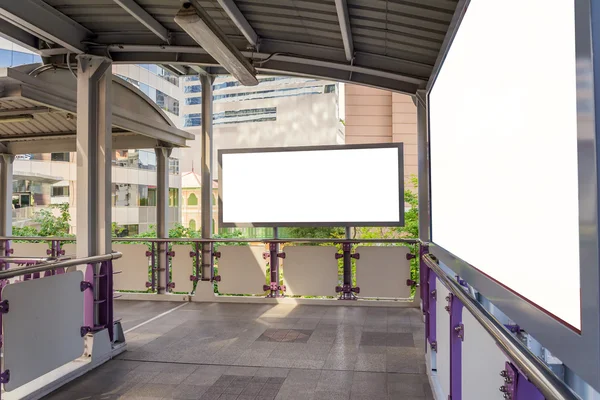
[
  {"left": 344, "top": 84, "right": 418, "bottom": 190},
  {"left": 0, "top": 40, "right": 185, "bottom": 234}
]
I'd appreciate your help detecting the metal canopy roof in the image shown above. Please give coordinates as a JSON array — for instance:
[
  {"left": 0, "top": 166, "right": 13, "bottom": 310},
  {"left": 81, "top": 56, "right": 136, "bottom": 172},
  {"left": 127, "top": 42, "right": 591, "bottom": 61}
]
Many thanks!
[
  {"left": 0, "top": 0, "right": 459, "bottom": 94},
  {"left": 0, "top": 64, "right": 193, "bottom": 153}
]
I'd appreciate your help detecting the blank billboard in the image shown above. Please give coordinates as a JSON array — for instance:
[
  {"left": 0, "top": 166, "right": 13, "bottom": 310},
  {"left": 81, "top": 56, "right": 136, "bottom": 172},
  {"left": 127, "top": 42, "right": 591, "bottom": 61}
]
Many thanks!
[
  {"left": 219, "top": 144, "right": 403, "bottom": 227},
  {"left": 429, "top": 1, "right": 579, "bottom": 329}
]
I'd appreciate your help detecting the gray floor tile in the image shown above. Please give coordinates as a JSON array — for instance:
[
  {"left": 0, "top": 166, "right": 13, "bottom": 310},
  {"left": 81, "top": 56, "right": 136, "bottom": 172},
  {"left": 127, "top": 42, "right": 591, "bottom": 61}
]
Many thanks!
[{"left": 42, "top": 302, "right": 434, "bottom": 400}]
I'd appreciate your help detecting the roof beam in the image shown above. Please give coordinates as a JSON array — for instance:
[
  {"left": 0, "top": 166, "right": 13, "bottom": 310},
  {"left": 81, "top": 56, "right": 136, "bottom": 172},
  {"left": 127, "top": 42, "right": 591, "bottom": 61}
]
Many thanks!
[
  {"left": 175, "top": 2, "right": 258, "bottom": 85},
  {"left": 215, "top": 0, "right": 258, "bottom": 47},
  {"left": 0, "top": 107, "right": 52, "bottom": 117},
  {"left": 0, "top": 19, "right": 39, "bottom": 53},
  {"left": 113, "top": 0, "right": 170, "bottom": 43},
  {"left": 334, "top": 0, "right": 353, "bottom": 62},
  {"left": 161, "top": 64, "right": 189, "bottom": 76},
  {"left": 0, "top": 0, "right": 91, "bottom": 53}
]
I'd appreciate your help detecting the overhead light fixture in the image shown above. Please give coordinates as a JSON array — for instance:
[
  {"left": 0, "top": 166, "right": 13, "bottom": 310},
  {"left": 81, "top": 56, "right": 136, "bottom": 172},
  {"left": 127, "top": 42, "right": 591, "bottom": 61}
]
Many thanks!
[
  {"left": 175, "top": 2, "right": 258, "bottom": 86},
  {"left": 0, "top": 114, "right": 34, "bottom": 123}
]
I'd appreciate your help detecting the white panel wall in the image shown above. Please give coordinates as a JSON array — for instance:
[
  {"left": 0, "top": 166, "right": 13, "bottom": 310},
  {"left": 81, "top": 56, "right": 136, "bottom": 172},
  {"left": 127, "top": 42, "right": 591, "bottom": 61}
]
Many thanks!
[
  {"left": 217, "top": 246, "right": 266, "bottom": 295},
  {"left": 113, "top": 244, "right": 151, "bottom": 291},
  {"left": 436, "top": 280, "right": 451, "bottom": 398},
  {"left": 171, "top": 244, "right": 195, "bottom": 293},
  {"left": 355, "top": 246, "right": 412, "bottom": 298},
  {"left": 462, "top": 310, "right": 509, "bottom": 400},
  {"left": 282, "top": 246, "right": 339, "bottom": 296},
  {"left": 11, "top": 243, "right": 50, "bottom": 257},
  {"left": 3, "top": 272, "right": 85, "bottom": 391}
]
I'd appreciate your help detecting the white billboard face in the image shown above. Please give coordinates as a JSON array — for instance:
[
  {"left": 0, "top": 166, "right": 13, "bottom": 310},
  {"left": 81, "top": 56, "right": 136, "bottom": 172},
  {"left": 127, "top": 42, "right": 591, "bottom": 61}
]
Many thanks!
[
  {"left": 219, "top": 144, "right": 403, "bottom": 227},
  {"left": 429, "top": 1, "right": 580, "bottom": 329}
]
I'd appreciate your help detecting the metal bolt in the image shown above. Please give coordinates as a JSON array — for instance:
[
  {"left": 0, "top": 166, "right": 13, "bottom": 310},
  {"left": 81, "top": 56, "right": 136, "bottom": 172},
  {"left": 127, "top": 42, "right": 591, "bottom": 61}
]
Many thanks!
[
  {"left": 504, "top": 377, "right": 512, "bottom": 384},
  {"left": 444, "top": 305, "right": 450, "bottom": 312},
  {"left": 500, "top": 370, "right": 508, "bottom": 377},
  {"left": 499, "top": 386, "right": 507, "bottom": 393},
  {"left": 503, "top": 394, "right": 511, "bottom": 400},
  {"left": 445, "top": 295, "right": 450, "bottom": 301},
  {"left": 454, "top": 325, "right": 462, "bottom": 332}
]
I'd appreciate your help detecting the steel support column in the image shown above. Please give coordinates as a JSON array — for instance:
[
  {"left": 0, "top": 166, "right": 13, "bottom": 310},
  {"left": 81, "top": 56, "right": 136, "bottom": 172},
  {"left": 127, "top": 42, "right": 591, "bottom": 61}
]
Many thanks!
[
  {"left": 416, "top": 91, "right": 430, "bottom": 242},
  {"left": 0, "top": 155, "right": 13, "bottom": 238},
  {"left": 76, "top": 55, "right": 112, "bottom": 258},
  {"left": 0, "top": 154, "right": 13, "bottom": 260},
  {"left": 76, "top": 55, "right": 112, "bottom": 329},
  {"left": 200, "top": 74, "right": 214, "bottom": 281},
  {"left": 155, "top": 147, "right": 171, "bottom": 294}
]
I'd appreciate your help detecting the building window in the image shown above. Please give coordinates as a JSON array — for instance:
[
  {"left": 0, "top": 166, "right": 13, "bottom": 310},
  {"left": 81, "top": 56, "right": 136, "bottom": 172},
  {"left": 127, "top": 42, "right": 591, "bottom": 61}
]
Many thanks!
[
  {"left": 188, "top": 193, "right": 198, "bottom": 206},
  {"left": 324, "top": 84, "right": 336, "bottom": 93},
  {"left": 189, "top": 219, "right": 196, "bottom": 230},
  {"left": 51, "top": 153, "right": 70, "bottom": 162},
  {"left": 113, "top": 184, "right": 139, "bottom": 207},
  {"left": 148, "top": 187, "right": 157, "bottom": 207},
  {"left": 169, "top": 188, "right": 179, "bottom": 207},
  {"left": 0, "top": 49, "right": 42, "bottom": 68},
  {"left": 114, "top": 224, "right": 139, "bottom": 237},
  {"left": 169, "top": 157, "right": 180, "bottom": 175},
  {"left": 51, "top": 186, "right": 69, "bottom": 197},
  {"left": 184, "top": 107, "right": 277, "bottom": 127}
]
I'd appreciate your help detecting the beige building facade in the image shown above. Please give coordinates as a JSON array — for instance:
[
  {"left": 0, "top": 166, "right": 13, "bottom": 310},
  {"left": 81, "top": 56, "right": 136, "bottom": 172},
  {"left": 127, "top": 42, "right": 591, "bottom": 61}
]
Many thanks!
[{"left": 344, "top": 85, "right": 418, "bottom": 191}]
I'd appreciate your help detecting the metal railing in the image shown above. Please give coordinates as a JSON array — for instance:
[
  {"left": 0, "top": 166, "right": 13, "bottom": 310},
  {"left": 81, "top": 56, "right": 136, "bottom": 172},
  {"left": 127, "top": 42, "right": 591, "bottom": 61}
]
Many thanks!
[
  {"left": 422, "top": 254, "right": 580, "bottom": 400},
  {"left": 0, "top": 252, "right": 122, "bottom": 280}
]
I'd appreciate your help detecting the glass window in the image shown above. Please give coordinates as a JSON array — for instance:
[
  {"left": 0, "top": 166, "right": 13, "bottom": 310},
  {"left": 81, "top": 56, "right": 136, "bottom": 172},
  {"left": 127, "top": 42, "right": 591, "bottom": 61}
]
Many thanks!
[
  {"left": 0, "top": 50, "right": 12, "bottom": 67},
  {"left": 51, "top": 186, "right": 69, "bottom": 197},
  {"left": 187, "top": 193, "right": 198, "bottom": 206},
  {"left": 138, "top": 185, "right": 149, "bottom": 206},
  {"left": 169, "top": 188, "right": 179, "bottom": 207},
  {"left": 113, "top": 183, "right": 139, "bottom": 207},
  {"left": 189, "top": 219, "right": 196, "bottom": 230},
  {"left": 324, "top": 84, "right": 336, "bottom": 93},
  {"left": 148, "top": 187, "right": 157, "bottom": 206},
  {"left": 183, "top": 107, "right": 276, "bottom": 127},
  {"left": 51, "top": 153, "right": 70, "bottom": 162},
  {"left": 169, "top": 157, "right": 179, "bottom": 175}
]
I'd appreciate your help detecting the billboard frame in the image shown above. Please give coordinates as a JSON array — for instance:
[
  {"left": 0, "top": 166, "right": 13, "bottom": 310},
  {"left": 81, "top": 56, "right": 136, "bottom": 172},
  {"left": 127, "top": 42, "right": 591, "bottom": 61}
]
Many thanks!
[
  {"left": 423, "top": 0, "right": 600, "bottom": 390},
  {"left": 218, "top": 142, "right": 404, "bottom": 228}
]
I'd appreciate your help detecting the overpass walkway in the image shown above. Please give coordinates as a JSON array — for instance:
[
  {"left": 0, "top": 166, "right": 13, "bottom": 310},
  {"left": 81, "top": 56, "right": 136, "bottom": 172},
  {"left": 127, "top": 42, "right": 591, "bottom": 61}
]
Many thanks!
[{"left": 43, "top": 301, "right": 433, "bottom": 400}]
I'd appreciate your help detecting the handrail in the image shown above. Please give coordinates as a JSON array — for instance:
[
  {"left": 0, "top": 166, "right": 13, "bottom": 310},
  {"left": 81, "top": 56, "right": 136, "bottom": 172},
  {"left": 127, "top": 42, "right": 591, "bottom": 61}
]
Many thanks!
[
  {"left": 0, "top": 236, "right": 420, "bottom": 244},
  {"left": 422, "top": 254, "right": 580, "bottom": 400},
  {"left": 0, "top": 252, "right": 122, "bottom": 280}
]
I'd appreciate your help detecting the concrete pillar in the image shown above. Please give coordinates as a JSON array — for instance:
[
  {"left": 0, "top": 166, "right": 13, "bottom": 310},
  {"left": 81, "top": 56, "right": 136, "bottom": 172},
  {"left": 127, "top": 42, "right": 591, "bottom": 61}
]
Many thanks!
[
  {"left": 155, "top": 147, "right": 171, "bottom": 294},
  {"left": 76, "top": 55, "right": 112, "bottom": 258},
  {"left": 416, "top": 90, "right": 430, "bottom": 242},
  {"left": 0, "top": 154, "right": 14, "bottom": 240},
  {"left": 200, "top": 74, "right": 214, "bottom": 280}
]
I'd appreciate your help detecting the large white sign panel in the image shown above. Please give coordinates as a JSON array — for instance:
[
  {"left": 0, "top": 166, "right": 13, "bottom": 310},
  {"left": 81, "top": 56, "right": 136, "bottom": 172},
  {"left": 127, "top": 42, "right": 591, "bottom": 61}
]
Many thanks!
[
  {"left": 429, "top": 1, "right": 579, "bottom": 329},
  {"left": 3, "top": 272, "right": 85, "bottom": 391},
  {"left": 219, "top": 144, "right": 403, "bottom": 227}
]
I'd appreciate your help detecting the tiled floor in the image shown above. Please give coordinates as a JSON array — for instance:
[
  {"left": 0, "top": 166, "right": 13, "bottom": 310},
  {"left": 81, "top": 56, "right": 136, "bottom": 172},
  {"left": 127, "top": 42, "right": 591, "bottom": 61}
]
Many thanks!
[{"left": 43, "top": 301, "right": 433, "bottom": 400}]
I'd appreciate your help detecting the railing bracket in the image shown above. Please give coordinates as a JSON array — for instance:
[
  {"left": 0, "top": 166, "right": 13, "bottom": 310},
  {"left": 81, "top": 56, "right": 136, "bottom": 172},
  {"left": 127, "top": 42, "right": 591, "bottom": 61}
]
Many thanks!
[
  {"left": 0, "top": 369, "right": 10, "bottom": 384},
  {"left": 80, "top": 281, "right": 93, "bottom": 291},
  {"left": 0, "top": 300, "right": 9, "bottom": 314},
  {"left": 80, "top": 326, "right": 93, "bottom": 337}
]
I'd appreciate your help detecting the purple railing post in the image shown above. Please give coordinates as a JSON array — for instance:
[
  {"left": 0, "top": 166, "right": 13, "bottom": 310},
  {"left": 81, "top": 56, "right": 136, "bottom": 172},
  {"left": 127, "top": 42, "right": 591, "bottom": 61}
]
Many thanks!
[
  {"left": 195, "top": 242, "right": 200, "bottom": 281},
  {"left": 98, "top": 260, "right": 114, "bottom": 342},
  {"left": 427, "top": 270, "right": 437, "bottom": 351},
  {"left": 501, "top": 361, "right": 545, "bottom": 400},
  {"left": 83, "top": 264, "right": 94, "bottom": 332},
  {"left": 165, "top": 241, "right": 174, "bottom": 292},
  {"left": 335, "top": 243, "right": 360, "bottom": 299},
  {"left": 264, "top": 242, "right": 284, "bottom": 298},
  {"left": 449, "top": 293, "right": 464, "bottom": 400},
  {"left": 151, "top": 242, "right": 156, "bottom": 292},
  {"left": 2, "top": 239, "right": 10, "bottom": 272}
]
